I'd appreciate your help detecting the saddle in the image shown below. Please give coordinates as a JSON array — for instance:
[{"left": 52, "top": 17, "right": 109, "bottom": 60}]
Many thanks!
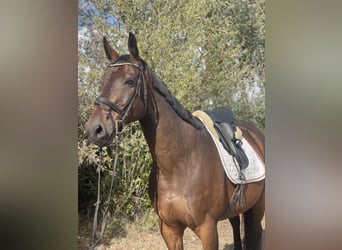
[{"left": 206, "top": 107, "right": 249, "bottom": 170}]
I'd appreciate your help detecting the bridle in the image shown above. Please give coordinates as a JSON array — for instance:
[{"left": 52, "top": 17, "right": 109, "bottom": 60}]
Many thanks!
[
  {"left": 94, "top": 62, "right": 147, "bottom": 130},
  {"left": 90, "top": 62, "right": 147, "bottom": 249}
]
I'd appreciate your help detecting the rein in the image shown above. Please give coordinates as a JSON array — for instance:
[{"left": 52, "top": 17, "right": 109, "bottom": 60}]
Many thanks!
[
  {"left": 90, "top": 62, "right": 147, "bottom": 249},
  {"left": 90, "top": 121, "right": 121, "bottom": 250}
]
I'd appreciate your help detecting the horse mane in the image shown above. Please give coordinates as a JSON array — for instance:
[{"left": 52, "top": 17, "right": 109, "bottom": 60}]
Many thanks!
[{"left": 145, "top": 61, "right": 203, "bottom": 129}]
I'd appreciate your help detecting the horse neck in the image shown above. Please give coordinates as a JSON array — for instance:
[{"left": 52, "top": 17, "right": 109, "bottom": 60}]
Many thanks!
[{"left": 139, "top": 71, "right": 197, "bottom": 174}]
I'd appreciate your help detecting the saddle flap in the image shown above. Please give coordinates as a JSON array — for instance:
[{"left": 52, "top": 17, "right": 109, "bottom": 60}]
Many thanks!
[
  {"left": 214, "top": 122, "right": 235, "bottom": 140},
  {"left": 206, "top": 107, "right": 249, "bottom": 170}
]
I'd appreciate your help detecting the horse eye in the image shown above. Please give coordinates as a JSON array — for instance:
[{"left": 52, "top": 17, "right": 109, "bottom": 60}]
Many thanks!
[{"left": 125, "top": 79, "right": 135, "bottom": 86}]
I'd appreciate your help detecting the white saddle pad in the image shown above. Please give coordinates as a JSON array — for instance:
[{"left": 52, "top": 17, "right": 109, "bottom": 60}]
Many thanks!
[
  {"left": 210, "top": 133, "right": 265, "bottom": 184},
  {"left": 194, "top": 112, "right": 265, "bottom": 184}
]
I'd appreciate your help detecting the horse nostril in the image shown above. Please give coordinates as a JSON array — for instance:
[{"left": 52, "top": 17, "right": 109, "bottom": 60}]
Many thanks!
[{"left": 95, "top": 124, "right": 103, "bottom": 135}]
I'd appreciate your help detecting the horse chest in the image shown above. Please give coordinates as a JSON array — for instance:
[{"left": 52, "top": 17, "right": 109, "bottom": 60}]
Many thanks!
[
  {"left": 158, "top": 193, "right": 185, "bottom": 214},
  {"left": 156, "top": 192, "right": 197, "bottom": 228}
]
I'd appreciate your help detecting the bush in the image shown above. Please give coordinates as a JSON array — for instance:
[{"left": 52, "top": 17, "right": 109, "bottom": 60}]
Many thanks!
[{"left": 78, "top": 122, "right": 152, "bottom": 219}]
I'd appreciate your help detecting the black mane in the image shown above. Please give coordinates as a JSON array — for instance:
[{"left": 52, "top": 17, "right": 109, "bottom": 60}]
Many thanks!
[{"left": 147, "top": 66, "right": 203, "bottom": 129}]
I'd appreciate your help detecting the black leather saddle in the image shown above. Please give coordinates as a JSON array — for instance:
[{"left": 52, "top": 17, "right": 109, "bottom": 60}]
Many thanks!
[{"left": 206, "top": 107, "right": 249, "bottom": 170}]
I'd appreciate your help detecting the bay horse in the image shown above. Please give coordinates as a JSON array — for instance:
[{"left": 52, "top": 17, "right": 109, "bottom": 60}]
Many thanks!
[{"left": 85, "top": 33, "right": 265, "bottom": 250}]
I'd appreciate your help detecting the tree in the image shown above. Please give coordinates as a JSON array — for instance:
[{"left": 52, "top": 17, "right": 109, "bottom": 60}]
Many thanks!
[{"left": 78, "top": 0, "right": 265, "bottom": 218}]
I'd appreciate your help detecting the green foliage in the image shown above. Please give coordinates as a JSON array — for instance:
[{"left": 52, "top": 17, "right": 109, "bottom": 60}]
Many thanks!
[
  {"left": 78, "top": 0, "right": 265, "bottom": 220},
  {"left": 78, "top": 122, "right": 152, "bottom": 219}
]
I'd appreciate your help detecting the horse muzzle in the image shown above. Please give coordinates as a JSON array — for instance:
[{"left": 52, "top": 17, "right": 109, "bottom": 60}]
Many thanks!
[{"left": 85, "top": 120, "right": 120, "bottom": 147}]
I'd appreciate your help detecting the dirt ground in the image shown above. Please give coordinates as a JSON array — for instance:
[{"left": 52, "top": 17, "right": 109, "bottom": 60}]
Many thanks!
[{"left": 78, "top": 214, "right": 265, "bottom": 250}]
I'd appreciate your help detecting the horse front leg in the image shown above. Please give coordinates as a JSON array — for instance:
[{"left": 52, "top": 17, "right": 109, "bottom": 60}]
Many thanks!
[
  {"left": 159, "top": 219, "right": 185, "bottom": 250},
  {"left": 196, "top": 219, "right": 219, "bottom": 250}
]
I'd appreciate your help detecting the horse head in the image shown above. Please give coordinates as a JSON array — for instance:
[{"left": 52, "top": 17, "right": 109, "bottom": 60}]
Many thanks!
[{"left": 85, "top": 33, "right": 147, "bottom": 146}]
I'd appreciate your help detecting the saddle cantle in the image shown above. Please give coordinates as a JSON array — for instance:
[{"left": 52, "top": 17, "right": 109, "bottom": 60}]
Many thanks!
[{"left": 205, "top": 107, "right": 249, "bottom": 170}]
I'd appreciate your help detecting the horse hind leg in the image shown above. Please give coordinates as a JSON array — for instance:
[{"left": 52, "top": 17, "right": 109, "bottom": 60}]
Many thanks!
[
  {"left": 243, "top": 189, "right": 265, "bottom": 250},
  {"left": 229, "top": 216, "right": 243, "bottom": 250}
]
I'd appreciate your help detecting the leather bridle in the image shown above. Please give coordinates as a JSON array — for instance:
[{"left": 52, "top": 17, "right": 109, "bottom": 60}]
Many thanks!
[
  {"left": 94, "top": 62, "right": 147, "bottom": 128},
  {"left": 90, "top": 63, "right": 148, "bottom": 249}
]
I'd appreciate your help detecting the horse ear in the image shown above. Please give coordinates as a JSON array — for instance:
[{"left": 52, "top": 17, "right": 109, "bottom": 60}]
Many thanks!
[
  {"left": 128, "top": 32, "right": 140, "bottom": 62},
  {"left": 103, "top": 37, "right": 119, "bottom": 61}
]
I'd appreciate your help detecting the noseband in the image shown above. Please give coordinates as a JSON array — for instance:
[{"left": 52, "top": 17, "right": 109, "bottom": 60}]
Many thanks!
[{"left": 94, "top": 62, "right": 147, "bottom": 127}]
